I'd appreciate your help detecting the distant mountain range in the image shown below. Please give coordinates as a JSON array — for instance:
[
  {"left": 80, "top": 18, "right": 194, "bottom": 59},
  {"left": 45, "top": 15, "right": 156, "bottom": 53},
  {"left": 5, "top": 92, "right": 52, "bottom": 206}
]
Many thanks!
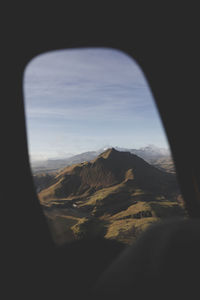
[
  {"left": 31, "top": 145, "right": 174, "bottom": 174},
  {"left": 35, "top": 148, "right": 184, "bottom": 246}
]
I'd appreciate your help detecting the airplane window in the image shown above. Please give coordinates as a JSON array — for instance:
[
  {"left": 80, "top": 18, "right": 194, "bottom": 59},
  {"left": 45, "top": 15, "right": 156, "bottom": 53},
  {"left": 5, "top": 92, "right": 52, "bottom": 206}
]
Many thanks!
[{"left": 23, "top": 48, "right": 186, "bottom": 246}]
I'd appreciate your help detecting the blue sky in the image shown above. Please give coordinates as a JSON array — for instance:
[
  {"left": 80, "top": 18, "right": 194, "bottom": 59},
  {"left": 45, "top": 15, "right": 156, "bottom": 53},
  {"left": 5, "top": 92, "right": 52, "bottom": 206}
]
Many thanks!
[{"left": 23, "top": 48, "right": 169, "bottom": 161}]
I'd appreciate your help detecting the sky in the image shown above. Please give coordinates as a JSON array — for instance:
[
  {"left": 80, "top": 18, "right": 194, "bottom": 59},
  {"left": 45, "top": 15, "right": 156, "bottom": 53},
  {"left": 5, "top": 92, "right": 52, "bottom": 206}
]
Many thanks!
[{"left": 23, "top": 48, "right": 169, "bottom": 161}]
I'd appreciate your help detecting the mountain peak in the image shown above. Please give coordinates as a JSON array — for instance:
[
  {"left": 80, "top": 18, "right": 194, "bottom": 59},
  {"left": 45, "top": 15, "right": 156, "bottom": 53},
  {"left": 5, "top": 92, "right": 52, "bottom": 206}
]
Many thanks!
[{"left": 99, "top": 147, "right": 118, "bottom": 159}]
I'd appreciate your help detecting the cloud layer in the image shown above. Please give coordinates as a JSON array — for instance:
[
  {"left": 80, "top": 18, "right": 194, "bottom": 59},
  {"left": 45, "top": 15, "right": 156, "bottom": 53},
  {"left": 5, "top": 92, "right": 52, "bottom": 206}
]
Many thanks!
[{"left": 23, "top": 48, "right": 169, "bottom": 159}]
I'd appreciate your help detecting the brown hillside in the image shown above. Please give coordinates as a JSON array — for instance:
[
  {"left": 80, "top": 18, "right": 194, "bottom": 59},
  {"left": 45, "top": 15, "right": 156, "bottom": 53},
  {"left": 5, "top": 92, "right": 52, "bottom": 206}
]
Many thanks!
[
  {"left": 39, "top": 148, "right": 178, "bottom": 203},
  {"left": 37, "top": 148, "right": 185, "bottom": 245}
]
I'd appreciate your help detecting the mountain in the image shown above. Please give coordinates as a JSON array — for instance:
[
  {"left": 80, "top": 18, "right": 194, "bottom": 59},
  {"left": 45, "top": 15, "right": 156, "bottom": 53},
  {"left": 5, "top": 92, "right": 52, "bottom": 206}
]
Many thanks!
[
  {"left": 31, "top": 150, "right": 103, "bottom": 174},
  {"left": 31, "top": 145, "right": 173, "bottom": 174},
  {"left": 37, "top": 148, "right": 185, "bottom": 245},
  {"left": 116, "top": 145, "right": 171, "bottom": 163},
  {"left": 39, "top": 148, "right": 176, "bottom": 201},
  {"left": 152, "top": 156, "right": 175, "bottom": 174},
  {"left": 33, "top": 172, "right": 57, "bottom": 193}
]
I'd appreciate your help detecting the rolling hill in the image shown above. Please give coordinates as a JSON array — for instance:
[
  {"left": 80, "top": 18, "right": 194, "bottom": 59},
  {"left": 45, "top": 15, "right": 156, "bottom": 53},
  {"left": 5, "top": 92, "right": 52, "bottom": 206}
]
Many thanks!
[{"left": 36, "top": 148, "right": 185, "bottom": 245}]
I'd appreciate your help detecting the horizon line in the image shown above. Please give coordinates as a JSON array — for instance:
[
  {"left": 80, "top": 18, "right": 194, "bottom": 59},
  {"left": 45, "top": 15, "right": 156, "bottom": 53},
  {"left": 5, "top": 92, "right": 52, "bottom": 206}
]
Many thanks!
[{"left": 29, "top": 144, "right": 171, "bottom": 162}]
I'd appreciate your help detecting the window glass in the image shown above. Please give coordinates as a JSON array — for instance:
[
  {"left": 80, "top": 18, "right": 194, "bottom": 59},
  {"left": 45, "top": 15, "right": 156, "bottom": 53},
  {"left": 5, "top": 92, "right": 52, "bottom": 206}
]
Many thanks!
[{"left": 23, "top": 48, "right": 186, "bottom": 246}]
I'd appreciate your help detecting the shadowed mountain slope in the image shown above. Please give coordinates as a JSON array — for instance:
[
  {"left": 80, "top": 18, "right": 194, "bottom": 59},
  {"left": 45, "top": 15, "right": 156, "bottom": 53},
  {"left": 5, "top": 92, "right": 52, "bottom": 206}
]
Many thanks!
[
  {"left": 37, "top": 148, "right": 185, "bottom": 245},
  {"left": 39, "top": 148, "right": 177, "bottom": 201}
]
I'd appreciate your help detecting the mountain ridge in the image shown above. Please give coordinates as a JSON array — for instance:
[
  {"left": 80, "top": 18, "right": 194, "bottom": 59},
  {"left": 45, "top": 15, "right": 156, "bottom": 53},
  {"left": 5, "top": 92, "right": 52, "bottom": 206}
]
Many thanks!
[
  {"left": 31, "top": 145, "right": 174, "bottom": 174},
  {"left": 36, "top": 148, "right": 185, "bottom": 245},
  {"left": 39, "top": 148, "right": 177, "bottom": 203}
]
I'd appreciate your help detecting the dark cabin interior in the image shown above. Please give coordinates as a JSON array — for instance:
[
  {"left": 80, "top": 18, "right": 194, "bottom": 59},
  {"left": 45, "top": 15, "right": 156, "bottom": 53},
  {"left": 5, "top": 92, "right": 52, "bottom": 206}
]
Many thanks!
[{"left": 2, "top": 7, "right": 200, "bottom": 299}]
